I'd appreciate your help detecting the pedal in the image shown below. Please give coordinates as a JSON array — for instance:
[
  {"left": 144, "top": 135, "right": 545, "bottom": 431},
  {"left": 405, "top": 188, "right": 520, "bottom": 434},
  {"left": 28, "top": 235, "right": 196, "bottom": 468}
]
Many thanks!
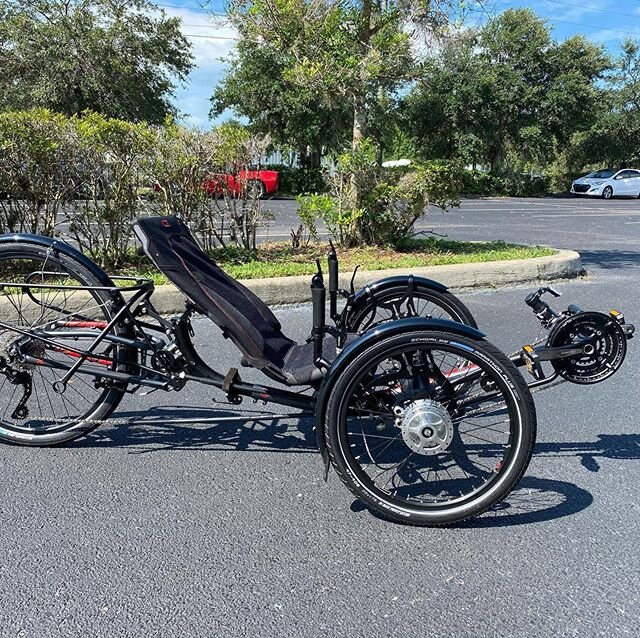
[
  {"left": 521, "top": 345, "right": 544, "bottom": 381},
  {"left": 610, "top": 310, "right": 635, "bottom": 338}
]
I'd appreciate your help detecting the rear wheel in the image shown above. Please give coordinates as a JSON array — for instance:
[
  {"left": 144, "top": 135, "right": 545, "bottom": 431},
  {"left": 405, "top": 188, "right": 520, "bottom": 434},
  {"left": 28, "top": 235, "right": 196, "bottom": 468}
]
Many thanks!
[
  {"left": 324, "top": 330, "right": 536, "bottom": 526},
  {"left": 0, "top": 242, "right": 133, "bottom": 445}
]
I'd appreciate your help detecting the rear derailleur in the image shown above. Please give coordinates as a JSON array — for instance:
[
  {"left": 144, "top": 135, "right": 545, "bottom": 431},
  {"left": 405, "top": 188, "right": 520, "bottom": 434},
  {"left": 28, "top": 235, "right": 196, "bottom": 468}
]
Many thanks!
[{"left": 0, "top": 357, "right": 32, "bottom": 419}]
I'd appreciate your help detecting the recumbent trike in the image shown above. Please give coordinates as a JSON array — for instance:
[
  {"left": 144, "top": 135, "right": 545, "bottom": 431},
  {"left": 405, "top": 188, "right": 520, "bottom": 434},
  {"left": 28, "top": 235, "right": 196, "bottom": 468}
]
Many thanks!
[{"left": 0, "top": 216, "right": 633, "bottom": 526}]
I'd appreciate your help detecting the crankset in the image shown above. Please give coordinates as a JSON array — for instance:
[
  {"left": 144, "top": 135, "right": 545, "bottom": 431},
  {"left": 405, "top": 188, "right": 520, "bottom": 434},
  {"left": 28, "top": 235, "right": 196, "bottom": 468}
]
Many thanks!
[
  {"left": 546, "top": 311, "right": 628, "bottom": 385},
  {"left": 515, "top": 285, "right": 635, "bottom": 387}
]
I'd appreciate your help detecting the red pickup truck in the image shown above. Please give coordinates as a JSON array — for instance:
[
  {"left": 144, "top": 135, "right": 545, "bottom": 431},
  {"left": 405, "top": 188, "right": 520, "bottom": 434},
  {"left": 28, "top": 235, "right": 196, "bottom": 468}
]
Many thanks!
[{"left": 203, "top": 169, "right": 279, "bottom": 199}]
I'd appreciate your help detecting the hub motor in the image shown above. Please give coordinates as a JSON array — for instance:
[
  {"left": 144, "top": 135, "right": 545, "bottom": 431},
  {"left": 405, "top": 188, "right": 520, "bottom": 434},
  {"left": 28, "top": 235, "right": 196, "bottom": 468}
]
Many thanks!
[{"left": 398, "top": 399, "right": 454, "bottom": 456}]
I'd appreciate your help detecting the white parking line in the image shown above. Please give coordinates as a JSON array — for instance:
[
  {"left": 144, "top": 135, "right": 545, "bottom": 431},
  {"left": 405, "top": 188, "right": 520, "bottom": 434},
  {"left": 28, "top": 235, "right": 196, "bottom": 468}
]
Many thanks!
[{"left": 534, "top": 215, "right": 640, "bottom": 219}]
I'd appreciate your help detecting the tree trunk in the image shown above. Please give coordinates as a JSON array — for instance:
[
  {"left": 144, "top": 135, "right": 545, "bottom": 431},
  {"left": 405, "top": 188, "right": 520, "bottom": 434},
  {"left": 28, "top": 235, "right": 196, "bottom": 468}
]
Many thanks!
[
  {"left": 352, "top": 93, "right": 367, "bottom": 151},
  {"left": 349, "top": 0, "right": 372, "bottom": 215}
]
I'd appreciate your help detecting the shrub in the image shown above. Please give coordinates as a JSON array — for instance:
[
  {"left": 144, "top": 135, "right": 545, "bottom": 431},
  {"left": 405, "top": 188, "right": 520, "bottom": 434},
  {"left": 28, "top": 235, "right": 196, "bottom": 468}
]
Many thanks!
[
  {"left": 66, "top": 113, "right": 154, "bottom": 268},
  {"left": 296, "top": 192, "right": 362, "bottom": 246},
  {"left": 0, "top": 110, "right": 279, "bottom": 265},
  {"left": 145, "top": 121, "right": 224, "bottom": 251},
  {"left": 265, "top": 164, "right": 327, "bottom": 195},
  {"left": 210, "top": 123, "right": 275, "bottom": 250},
  {"left": 461, "top": 169, "right": 551, "bottom": 197},
  {"left": 0, "top": 109, "right": 79, "bottom": 235},
  {"left": 300, "top": 141, "right": 461, "bottom": 247},
  {"left": 461, "top": 170, "right": 506, "bottom": 196},
  {"left": 502, "top": 173, "right": 550, "bottom": 197},
  {"left": 292, "top": 192, "right": 321, "bottom": 246}
]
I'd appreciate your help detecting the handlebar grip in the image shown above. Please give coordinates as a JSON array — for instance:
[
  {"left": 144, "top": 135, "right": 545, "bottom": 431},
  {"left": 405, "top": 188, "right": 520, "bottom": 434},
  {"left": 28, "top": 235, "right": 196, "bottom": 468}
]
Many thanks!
[
  {"left": 328, "top": 252, "right": 338, "bottom": 320},
  {"left": 311, "top": 285, "right": 325, "bottom": 330},
  {"left": 328, "top": 256, "right": 338, "bottom": 293}
]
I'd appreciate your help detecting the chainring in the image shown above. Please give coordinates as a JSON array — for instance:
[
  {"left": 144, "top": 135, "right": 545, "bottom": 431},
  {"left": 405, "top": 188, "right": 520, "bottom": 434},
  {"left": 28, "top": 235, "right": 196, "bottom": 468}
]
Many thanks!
[{"left": 547, "top": 311, "right": 627, "bottom": 384}]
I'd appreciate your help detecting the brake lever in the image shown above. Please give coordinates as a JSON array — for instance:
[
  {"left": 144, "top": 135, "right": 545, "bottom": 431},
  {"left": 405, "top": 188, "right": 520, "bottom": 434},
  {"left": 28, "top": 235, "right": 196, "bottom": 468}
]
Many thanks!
[{"left": 349, "top": 264, "right": 361, "bottom": 295}]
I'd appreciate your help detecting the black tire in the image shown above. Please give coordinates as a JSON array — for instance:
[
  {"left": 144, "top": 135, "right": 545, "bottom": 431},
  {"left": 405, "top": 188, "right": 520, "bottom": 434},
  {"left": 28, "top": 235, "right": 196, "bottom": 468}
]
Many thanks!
[
  {"left": 602, "top": 186, "right": 613, "bottom": 200},
  {"left": 346, "top": 284, "right": 478, "bottom": 332},
  {"left": 324, "top": 330, "right": 536, "bottom": 526},
  {"left": 0, "top": 242, "right": 133, "bottom": 445},
  {"left": 248, "top": 179, "right": 266, "bottom": 199}
]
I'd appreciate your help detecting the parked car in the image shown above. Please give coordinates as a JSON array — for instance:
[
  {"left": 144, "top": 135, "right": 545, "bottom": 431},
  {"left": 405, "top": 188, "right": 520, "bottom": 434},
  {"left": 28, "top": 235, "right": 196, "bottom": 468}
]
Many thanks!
[
  {"left": 203, "top": 169, "right": 279, "bottom": 199},
  {"left": 571, "top": 168, "right": 640, "bottom": 199}
]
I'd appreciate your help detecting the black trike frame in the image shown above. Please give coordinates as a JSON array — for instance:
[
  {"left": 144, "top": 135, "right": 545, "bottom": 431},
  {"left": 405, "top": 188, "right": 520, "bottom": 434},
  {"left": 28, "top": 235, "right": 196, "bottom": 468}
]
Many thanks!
[{"left": 0, "top": 230, "right": 633, "bottom": 465}]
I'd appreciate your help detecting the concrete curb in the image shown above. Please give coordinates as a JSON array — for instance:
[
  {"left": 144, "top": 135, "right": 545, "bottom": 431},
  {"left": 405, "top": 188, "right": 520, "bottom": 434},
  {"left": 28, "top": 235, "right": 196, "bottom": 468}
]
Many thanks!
[{"left": 149, "top": 249, "right": 583, "bottom": 313}]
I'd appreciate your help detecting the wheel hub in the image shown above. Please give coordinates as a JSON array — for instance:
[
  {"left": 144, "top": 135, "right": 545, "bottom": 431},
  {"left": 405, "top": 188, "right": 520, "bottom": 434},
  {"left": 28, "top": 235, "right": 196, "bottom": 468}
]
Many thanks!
[{"left": 399, "top": 399, "right": 454, "bottom": 456}]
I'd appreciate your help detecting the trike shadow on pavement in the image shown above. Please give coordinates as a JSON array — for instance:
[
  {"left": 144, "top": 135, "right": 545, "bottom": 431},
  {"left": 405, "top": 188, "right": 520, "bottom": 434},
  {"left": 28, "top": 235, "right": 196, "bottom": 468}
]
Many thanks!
[
  {"left": 78, "top": 406, "right": 640, "bottom": 528},
  {"left": 351, "top": 475, "right": 594, "bottom": 529},
  {"left": 81, "top": 405, "right": 318, "bottom": 454}
]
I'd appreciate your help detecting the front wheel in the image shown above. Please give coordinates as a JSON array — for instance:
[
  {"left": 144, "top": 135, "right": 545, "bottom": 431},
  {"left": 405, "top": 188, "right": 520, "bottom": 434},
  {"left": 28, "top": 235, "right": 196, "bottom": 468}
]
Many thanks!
[
  {"left": 602, "top": 186, "right": 613, "bottom": 200},
  {"left": 346, "top": 284, "right": 478, "bottom": 332},
  {"left": 324, "top": 330, "right": 536, "bottom": 526}
]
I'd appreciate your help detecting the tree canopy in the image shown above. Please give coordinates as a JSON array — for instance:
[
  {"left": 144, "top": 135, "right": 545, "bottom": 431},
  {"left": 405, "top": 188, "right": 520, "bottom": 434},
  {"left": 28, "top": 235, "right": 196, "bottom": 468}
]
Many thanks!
[
  {"left": 567, "top": 38, "right": 640, "bottom": 169},
  {"left": 405, "top": 9, "right": 610, "bottom": 171},
  {"left": 217, "top": 1, "right": 480, "bottom": 152},
  {"left": 211, "top": 37, "right": 352, "bottom": 167},
  {"left": 0, "top": 0, "right": 194, "bottom": 123},
  {"left": 216, "top": 0, "right": 480, "bottom": 204}
]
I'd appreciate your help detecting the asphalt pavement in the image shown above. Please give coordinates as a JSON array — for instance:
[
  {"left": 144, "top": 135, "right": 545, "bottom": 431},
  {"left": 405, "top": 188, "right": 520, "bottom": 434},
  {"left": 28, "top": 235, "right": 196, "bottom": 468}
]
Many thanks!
[{"left": 1, "top": 197, "right": 639, "bottom": 637}]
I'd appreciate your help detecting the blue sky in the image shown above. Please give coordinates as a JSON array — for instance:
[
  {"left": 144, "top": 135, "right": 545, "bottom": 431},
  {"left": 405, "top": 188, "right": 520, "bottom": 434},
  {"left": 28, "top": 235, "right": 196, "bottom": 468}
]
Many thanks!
[{"left": 158, "top": 0, "right": 640, "bottom": 129}]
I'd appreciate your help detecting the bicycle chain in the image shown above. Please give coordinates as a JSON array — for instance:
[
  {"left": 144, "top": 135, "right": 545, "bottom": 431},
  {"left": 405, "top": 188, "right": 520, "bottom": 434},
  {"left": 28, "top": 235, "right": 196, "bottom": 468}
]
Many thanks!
[{"left": 8, "top": 338, "right": 563, "bottom": 430}]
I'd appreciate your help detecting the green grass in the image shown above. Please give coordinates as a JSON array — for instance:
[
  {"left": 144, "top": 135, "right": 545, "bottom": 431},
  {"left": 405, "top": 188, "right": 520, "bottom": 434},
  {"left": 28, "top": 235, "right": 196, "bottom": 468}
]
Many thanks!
[{"left": 123, "top": 238, "right": 555, "bottom": 283}]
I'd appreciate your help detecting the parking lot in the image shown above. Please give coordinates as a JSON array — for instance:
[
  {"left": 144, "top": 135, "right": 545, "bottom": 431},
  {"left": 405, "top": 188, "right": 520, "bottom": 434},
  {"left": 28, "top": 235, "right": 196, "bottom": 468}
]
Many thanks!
[
  {"left": 261, "top": 196, "right": 640, "bottom": 273},
  {"left": 1, "top": 197, "right": 639, "bottom": 637}
]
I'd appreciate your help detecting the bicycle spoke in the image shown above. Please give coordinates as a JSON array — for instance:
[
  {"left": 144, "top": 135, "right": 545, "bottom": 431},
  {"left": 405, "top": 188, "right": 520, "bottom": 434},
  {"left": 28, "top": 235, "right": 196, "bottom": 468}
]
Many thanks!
[
  {"left": 341, "top": 341, "right": 519, "bottom": 507},
  {"left": 0, "top": 253, "right": 121, "bottom": 436}
]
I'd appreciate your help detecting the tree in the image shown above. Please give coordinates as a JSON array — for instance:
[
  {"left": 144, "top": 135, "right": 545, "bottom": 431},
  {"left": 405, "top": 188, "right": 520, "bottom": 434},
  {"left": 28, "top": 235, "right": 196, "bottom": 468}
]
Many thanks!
[
  {"left": 0, "top": 0, "right": 194, "bottom": 123},
  {"left": 218, "top": 0, "right": 478, "bottom": 205},
  {"left": 406, "top": 9, "right": 610, "bottom": 172},
  {"left": 567, "top": 38, "right": 640, "bottom": 169},
  {"left": 211, "top": 38, "right": 352, "bottom": 167}
]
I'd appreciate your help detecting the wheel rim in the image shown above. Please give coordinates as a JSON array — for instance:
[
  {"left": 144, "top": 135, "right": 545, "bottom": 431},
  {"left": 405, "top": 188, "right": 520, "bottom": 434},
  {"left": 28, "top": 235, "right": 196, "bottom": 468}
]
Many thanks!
[
  {"left": 351, "top": 291, "right": 469, "bottom": 332},
  {"left": 603, "top": 187, "right": 612, "bottom": 199},
  {"left": 0, "top": 251, "right": 120, "bottom": 435},
  {"left": 337, "top": 340, "right": 523, "bottom": 510}
]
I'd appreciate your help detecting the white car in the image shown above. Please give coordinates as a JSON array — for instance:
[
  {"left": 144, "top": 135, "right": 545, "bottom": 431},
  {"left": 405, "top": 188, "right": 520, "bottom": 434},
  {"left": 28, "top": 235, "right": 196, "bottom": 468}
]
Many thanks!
[{"left": 571, "top": 168, "right": 640, "bottom": 199}]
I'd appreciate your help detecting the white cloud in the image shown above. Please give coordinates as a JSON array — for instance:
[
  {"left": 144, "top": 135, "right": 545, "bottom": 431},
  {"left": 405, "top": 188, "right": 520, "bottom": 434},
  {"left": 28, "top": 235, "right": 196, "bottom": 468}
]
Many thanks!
[
  {"left": 161, "top": 6, "right": 238, "bottom": 66},
  {"left": 538, "top": 0, "right": 612, "bottom": 23},
  {"left": 155, "top": 6, "right": 238, "bottom": 128},
  {"left": 589, "top": 27, "right": 640, "bottom": 44}
]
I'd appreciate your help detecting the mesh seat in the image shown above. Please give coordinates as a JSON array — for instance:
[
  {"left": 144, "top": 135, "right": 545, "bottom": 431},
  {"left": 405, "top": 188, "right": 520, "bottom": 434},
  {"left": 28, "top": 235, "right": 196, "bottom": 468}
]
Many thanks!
[{"left": 132, "top": 216, "right": 335, "bottom": 385}]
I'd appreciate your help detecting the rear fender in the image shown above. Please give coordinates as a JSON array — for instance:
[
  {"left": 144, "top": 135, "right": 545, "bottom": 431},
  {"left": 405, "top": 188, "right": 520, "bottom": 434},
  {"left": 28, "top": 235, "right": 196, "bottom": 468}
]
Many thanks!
[
  {"left": 344, "top": 275, "right": 449, "bottom": 328},
  {"left": 0, "top": 232, "right": 136, "bottom": 366},
  {"left": 0, "top": 233, "right": 117, "bottom": 289},
  {"left": 315, "top": 317, "right": 485, "bottom": 472}
]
